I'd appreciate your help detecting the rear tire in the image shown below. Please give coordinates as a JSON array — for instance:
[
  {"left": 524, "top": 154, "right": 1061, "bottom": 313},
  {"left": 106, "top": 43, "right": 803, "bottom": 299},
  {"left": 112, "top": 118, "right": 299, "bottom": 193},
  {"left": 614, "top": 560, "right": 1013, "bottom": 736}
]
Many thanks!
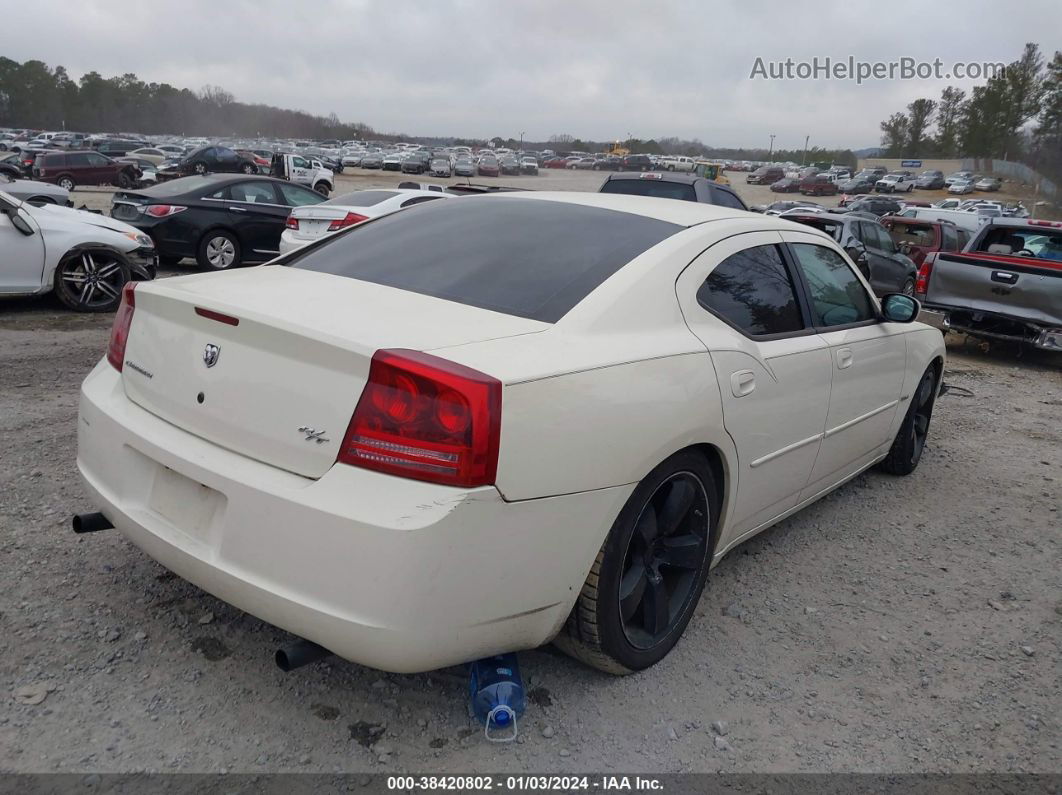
[
  {"left": 196, "top": 230, "right": 241, "bottom": 270},
  {"left": 241, "top": 163, "right": 256, "bottom": 175},
  {"left": 57, "top": 175, "right": 76, "bottom": 192},
  {"left": 555, "top": 449, "right": 719, "bottom": 674},
  {"left": 879, "top": 365, "right": 938, "bottom": 476},
  {"left": 313, "top": 182, "right": 330, "bottom": 196}
]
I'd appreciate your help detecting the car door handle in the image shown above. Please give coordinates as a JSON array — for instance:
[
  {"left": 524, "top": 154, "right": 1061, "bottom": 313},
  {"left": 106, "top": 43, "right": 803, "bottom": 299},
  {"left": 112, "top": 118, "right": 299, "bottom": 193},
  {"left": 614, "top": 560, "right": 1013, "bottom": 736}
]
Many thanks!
[
  {"left": 991, "top": 270, "right": 1018, "bottom": 284},
  {"left": 730, "top": 370, "right": 755, "bottom": 397},
  {"left": 836, "top": 348, "right": 853, "bottom": 370},
  {"left": 227, "top": 206, "right": 247, "bottom": 212}
]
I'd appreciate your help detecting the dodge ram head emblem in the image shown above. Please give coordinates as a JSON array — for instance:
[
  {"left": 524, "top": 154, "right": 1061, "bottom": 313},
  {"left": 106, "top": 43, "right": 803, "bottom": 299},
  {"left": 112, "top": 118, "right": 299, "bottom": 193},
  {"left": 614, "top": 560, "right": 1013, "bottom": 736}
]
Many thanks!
[{"left": 203, "top": 344, "right": 221, "bottom": 368}]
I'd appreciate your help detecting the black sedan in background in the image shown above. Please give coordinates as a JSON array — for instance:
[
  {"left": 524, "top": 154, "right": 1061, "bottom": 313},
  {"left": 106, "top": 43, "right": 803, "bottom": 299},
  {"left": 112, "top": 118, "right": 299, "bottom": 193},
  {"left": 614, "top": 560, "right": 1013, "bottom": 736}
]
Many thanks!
[
  {"left": 163, "top": 145, "right": 260, "bottom": 177},
  {"left": 110, "top": 175, "right": 325, "bottom": 269}
]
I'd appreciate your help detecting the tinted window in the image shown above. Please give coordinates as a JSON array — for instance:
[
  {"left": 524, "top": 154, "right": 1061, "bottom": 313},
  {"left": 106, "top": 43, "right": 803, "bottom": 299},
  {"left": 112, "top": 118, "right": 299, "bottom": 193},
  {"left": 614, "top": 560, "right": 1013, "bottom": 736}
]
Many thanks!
[
  {"left": 67, "top": 153, "right": 91, "bottom": 167},
  {"left": 790, "top": 243, "right": 876, "bottom": 328},
  {"left": 600, "top": 178, "right": 696, "bottom": 202},
  {"left": 285, "top": 197, "right": 679, "bottom": 323},
  {"left": 713, "top": 189, "right": 746, "bottom": 210},
  {"left": 277, "top": 182, "right": 326, "bottom": 207},
  {"left": 939, "top": 225, "right": 958, "bottom": 250},
  {"left": 696, "top": 245, "right": 804, "bottom": 337},
  {"left": 324, "top": 190, "right": 397, "bottom": 207}
]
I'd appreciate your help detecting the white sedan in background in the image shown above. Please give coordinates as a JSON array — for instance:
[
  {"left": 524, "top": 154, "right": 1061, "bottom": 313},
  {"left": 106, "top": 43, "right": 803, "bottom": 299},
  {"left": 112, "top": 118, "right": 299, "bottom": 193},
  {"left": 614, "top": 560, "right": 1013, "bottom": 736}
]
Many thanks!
[
  {"left": 278, "top": 188, "right": 453, "bottom": 255},
  {"left": 76, "top": 193, "right": 944, "bottom": 675},
  {"left": 1, "top": 189, "right": 156, "bottom": 312}
]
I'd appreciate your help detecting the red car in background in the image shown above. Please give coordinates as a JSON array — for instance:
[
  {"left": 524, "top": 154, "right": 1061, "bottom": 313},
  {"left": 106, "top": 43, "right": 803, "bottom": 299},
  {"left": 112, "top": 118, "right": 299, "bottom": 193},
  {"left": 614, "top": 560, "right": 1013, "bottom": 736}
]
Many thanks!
[
  {"left": 237, "top": 150, "right": 272, "bottom": 172},
  {"left": 880, "top": 216, "right": 970, "bottom": 275},
  {"left": 799, "top": 174, "right": 839, "bottom": 196},
  {"left": 543, "top": 156, "right": 569, "bottom": 168}
]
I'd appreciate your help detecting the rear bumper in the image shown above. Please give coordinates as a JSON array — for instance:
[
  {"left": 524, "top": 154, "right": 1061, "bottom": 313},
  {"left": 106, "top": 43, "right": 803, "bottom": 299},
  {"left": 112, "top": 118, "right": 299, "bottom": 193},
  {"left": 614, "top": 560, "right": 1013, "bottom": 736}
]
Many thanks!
[
  {"left": 77, "top": 362, "right": 628, "bottom": 672},
  {"left": 922, "top": 304, "right": 1062, "bottom": 350}
]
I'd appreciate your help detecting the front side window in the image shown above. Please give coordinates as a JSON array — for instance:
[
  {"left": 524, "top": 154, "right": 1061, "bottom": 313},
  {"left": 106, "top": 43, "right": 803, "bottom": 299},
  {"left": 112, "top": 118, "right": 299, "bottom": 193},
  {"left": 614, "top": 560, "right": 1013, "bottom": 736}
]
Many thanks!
[
  {"left": 790, "top": 243, "right": 876, "bottom": 328},
  {"left": 697, "top": 245, "right": 804, "bottom": 337},
  {"left": 86, "top": 153, "right": 108, "bottom": 167}
]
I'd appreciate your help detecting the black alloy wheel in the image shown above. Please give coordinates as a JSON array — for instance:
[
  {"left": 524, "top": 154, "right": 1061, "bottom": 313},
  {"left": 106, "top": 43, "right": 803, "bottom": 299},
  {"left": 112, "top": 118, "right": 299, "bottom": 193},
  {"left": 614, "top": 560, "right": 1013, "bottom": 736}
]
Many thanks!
[
  {"left": 880, "top": 365, "right": 938, "bottom": 475},
  {"left": 54, "top": 250, "right": 129, "bottom": 312},
  {"left": 556, "top": 450, "right": 718, "bottom": 674},
  {"left": 618, "top": 472, "right": 711, "bottom": 650}
]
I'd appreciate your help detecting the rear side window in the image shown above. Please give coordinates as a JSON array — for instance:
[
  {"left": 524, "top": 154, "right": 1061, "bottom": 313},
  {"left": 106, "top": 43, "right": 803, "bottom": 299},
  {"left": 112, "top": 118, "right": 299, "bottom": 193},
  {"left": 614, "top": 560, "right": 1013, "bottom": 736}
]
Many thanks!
[
  {"left": 697, "top": 245, "right": 804, "bottom": 337},
  {"left": 277, "top": 183, "right": 326, "bottom": 207},
  {"left": 600, "top": 178, "right": 696, "bottom": 202},
  {"left": 285, "top": 197, "right": 680, "bottom": 323}
]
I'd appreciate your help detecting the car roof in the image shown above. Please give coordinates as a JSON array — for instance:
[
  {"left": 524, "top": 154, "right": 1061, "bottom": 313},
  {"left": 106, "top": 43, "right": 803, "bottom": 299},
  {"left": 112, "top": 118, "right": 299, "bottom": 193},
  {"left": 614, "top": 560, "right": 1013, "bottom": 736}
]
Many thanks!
[
  {"left": 485, "top": 190, "right": 750, "bottom": 227},
  {"left": 605, "top": 171, "right": 701, "bottom": 184}
]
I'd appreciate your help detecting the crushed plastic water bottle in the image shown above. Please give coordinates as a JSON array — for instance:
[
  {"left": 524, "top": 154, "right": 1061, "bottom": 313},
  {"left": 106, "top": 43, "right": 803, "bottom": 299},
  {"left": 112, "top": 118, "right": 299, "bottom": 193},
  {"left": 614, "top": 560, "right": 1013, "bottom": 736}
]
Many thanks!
[{"left": 469, "top": 653, "right": 526, "bottom": 742}]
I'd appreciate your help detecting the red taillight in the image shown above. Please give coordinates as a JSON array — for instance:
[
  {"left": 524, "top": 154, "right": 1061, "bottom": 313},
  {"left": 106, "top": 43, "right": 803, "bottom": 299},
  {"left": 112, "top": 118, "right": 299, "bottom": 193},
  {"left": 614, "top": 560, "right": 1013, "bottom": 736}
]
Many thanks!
[
  {"left": 916, "top": 253, "right": 936, "bottom": 296},
  {"left": 144, "top": 204, "right": 186, "bottom": 217},
  {"left": 106, "top": 282, "right": 138, "bottom": 371},
  {"left": 338, "top": 349, "right": 501, "bottom": 488},
  {"left": 285, "top": 214, "right": 299, "bottom": 230},
  {"left": 327, "top": 212, "right": 369, "bottom": 232}
]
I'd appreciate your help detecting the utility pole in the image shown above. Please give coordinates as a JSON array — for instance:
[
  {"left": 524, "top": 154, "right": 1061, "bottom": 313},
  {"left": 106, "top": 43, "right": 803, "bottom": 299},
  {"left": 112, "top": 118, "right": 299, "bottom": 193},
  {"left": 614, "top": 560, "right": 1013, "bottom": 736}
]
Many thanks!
[
  {"left": 768, "top": 133, "right": 775, "bottom": 157},
  {"left": 519, "top": 131, "right": 525, "bottom": 149},
  {"left": 801, "top": 135, "right": 810, "bottom": 165}
]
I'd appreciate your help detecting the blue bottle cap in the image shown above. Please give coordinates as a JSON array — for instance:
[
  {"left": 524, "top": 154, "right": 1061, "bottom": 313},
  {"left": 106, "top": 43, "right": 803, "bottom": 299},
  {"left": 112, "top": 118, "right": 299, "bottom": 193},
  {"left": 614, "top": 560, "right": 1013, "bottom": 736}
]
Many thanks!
[{"left": 493, "top": 709, "right": 511, "bottom": 726}]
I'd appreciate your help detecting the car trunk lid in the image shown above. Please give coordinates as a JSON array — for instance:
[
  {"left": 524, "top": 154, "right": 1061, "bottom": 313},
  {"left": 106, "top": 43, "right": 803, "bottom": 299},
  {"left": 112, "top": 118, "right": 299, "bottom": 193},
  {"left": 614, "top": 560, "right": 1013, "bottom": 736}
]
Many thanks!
[{"left": 121, "top": 266, "right": 548, "bottom": 478}]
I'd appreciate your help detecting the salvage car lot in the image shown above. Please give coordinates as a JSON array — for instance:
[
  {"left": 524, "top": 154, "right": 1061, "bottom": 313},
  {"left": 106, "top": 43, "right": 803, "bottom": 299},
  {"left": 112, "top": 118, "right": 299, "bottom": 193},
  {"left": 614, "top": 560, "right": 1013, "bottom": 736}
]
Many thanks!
[{"left": 1, "top": 175, "right": 1060, "bottom": 773}]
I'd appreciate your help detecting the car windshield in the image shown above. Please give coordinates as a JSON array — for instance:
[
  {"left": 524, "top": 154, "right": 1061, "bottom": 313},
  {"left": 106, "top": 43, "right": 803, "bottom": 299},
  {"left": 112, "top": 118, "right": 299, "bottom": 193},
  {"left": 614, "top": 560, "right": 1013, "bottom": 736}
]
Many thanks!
[
  {"left": 283, "top": 197, "right": 680, "bottom": 322},
  {"left": 599, "top": 178, "right": 697, "bottom": 202}
]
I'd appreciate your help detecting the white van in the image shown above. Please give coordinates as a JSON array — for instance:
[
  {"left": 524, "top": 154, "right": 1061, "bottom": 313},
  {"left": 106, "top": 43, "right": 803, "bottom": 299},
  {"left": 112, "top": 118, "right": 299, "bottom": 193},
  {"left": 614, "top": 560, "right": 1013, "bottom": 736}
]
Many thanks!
[{"left": 896, "top": 206, "right": 991, "bottom": 233}]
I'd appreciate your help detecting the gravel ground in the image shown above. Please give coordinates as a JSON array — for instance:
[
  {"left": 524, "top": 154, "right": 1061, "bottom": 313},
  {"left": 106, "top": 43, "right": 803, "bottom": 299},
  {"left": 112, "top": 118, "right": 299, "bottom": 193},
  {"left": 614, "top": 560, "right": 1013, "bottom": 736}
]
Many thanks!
[{"left": 1, "top": 173, "right": 1060, "bottom": 775}]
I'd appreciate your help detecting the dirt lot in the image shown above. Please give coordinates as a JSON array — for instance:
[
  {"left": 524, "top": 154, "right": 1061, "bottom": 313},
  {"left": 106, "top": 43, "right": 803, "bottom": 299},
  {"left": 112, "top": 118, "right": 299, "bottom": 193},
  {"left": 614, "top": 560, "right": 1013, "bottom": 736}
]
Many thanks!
[{"left": 1, "top": 173, "right": 1060, "bottom": 775}]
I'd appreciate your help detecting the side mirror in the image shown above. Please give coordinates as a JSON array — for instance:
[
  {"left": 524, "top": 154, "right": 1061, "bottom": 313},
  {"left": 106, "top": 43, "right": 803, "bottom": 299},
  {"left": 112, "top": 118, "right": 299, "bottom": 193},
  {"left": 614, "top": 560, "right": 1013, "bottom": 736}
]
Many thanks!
[
  {"left": 898, "top": 241, "right": 911, "bottom": 255},
  {"left": 7, "top": 208, "right": 35, "bottom": 236},
  {"left": 881, "top": 293, "right": 919, "bottom": 323}
]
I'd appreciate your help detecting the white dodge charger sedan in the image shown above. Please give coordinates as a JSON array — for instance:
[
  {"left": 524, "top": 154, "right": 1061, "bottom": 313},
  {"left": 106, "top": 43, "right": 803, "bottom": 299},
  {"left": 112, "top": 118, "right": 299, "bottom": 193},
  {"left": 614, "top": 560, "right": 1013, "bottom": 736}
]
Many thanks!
[{"left": 76, "top": 193, "right": 945, "bottom": 674}]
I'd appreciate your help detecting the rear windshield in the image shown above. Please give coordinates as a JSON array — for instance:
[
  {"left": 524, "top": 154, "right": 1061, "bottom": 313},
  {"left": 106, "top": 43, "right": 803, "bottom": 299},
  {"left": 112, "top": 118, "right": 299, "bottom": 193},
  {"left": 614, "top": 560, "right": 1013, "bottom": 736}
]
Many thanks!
[
  {"left": 324, "top": 190, "right": 397, "bottom": 207},
  {"left": 599, "top": 179, "right": 696, "bottom": 202},
  {"left": 885, "top": 222, "right": 937, "bottom": 245},
  {"left": 790, "top": 217, "right": 842, "bottom": 241},
  {"left": 284, "top": 197, "right": 680, "bottom": 322}
]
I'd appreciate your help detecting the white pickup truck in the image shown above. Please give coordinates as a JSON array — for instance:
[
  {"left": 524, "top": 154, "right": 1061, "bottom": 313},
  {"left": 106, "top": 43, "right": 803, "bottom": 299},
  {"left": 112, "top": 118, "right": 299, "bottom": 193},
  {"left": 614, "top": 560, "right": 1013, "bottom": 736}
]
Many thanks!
[
  {"left": 659, "top": 155, "right": 696, "bottom": 172},
  {"left": 270, "top": 153, "right": 334, "bottom": 196}
]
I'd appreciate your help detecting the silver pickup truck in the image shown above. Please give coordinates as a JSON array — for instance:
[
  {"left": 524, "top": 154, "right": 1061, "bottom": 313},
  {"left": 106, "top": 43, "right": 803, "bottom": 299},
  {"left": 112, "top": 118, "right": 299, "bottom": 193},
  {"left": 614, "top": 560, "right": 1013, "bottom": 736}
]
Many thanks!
[{"left": 918, "top": 217, "right": 1062, "bottom": 351}]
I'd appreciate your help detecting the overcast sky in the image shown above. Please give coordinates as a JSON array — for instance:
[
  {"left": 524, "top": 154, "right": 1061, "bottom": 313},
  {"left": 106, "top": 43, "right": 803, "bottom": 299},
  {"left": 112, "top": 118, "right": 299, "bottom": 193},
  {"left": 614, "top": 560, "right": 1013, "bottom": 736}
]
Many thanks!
[{"left": 6, "top": 0, "right": 1059, "bottom": 147}]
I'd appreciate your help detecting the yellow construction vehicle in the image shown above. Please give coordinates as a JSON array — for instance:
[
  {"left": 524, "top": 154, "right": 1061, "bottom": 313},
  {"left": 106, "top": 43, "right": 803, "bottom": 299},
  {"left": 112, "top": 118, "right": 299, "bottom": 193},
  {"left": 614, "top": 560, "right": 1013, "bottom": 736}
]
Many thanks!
[
  {"left": 693, "top": 160, "right": 730, "bottom": 185},
  {"left": 606, "top": 141, "right": 630, "bottom": 157}
]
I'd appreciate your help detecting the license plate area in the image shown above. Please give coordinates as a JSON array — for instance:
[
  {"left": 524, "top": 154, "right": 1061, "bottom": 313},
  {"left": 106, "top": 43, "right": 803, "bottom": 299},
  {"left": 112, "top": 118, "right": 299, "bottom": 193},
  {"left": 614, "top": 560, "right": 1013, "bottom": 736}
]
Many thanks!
[{"left": 148, "top": 465, "right": 225, "bottom": 543}]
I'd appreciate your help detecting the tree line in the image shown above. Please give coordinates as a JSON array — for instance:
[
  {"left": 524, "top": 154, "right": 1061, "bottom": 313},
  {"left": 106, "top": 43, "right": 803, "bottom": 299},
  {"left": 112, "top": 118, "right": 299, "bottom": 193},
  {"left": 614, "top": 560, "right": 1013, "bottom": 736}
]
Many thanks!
[
  {"left": 877, "top": 43, "right": 1061, "bottom": 183},
  {"left": 0, "top": 58, "right": 386, "bottom": 140}
]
